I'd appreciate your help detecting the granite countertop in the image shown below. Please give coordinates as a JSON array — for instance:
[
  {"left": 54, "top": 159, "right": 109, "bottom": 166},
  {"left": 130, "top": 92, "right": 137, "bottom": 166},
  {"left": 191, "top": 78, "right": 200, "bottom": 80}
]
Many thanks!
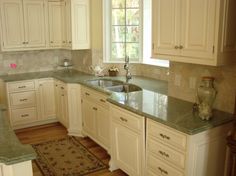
[
  {"left": 0, "top": 105, "right": 36, "bottom": 165},
  {"left": 0, "top": 69, "right": 234, "bottom": 135}
]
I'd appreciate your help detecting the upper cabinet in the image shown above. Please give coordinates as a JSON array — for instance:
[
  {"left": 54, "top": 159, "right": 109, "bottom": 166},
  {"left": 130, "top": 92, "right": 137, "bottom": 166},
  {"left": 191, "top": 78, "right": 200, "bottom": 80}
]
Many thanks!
[
  {"left": 0, "top": 0, "right": 46, "bottom": 51},
  {"left": 0, "top": 0, "right": 90, "bottom": 51},
  {"left": 152, "top": 0, "right": 236, "bottom": 66},
  {"left": 62, "top": 0, "right": 90, "bottom": 50}
]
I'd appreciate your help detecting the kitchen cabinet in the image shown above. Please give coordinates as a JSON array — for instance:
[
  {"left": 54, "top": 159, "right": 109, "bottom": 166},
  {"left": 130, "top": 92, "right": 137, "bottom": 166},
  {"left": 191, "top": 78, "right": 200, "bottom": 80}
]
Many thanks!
[
  {"left": 37, "top": 78, "right": 56, "bottom": 120},
  {"left": 146, "top": 118, "right": 232, "bottom": 176},
  {"left": 48, "top": 1, "right": 64, "bottom": 47},
  {"left": 0, "top": 0, "right": 46, "bottom": 51},
  {"left": 152, "top": 0, "right": 236, "bottom": 66},
  {"left": 110, "top": 104, "right": 145, "bottom": 176},
  {"left": 54, "top": 80, "right": 68, "bottom": 128},
  {"left": 0, "top": 161, "right": 33, "bottom": 176},
  {"left": 62, "top": 0, "right": 90, "bottom": 49},
  {"left": 81, "top": 86, "right": 110, "bottom": 150}
]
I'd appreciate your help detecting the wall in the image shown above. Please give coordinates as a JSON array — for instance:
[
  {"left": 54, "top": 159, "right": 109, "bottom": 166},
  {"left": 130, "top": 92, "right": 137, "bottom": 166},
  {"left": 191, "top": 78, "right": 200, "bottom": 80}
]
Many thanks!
[{"left": 0, "top": 50, "right": 71, "bottom": 75}]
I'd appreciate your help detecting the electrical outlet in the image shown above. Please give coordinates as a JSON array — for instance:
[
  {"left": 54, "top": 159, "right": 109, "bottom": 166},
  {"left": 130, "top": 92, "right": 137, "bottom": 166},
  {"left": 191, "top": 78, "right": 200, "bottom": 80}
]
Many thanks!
[
  {"left": 189, "top": 77, "right": 196, "bottom": 89},
  {"left": 174, "top": 74, "right": 181, "bottom": 86}
]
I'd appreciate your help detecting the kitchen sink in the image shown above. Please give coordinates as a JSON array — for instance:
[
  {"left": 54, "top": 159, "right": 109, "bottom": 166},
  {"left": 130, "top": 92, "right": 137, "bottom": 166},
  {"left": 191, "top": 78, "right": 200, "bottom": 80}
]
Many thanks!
[
  {"left": 106, "top": 84, "right": 142, "bottom": 93},
  {"left": 86, "top": 79, "right": 123, "bottom": 88}
]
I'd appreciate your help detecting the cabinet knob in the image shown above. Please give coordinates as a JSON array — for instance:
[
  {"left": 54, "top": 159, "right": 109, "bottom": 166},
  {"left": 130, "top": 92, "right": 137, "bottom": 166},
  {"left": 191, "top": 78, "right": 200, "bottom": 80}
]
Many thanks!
[
  {"left": 22, "top": 42, "right": 26, "bottom": 44},
  {"left": 63, "top": 41, "right": 66, "bottom": 43},
  {"left": 100, "top": 99, "right": 106, "bottom": 103},
  {"left": 93, "top": 107, "right": 97, "bottom": 111},
  {"left": 85, "top": 92, "right": 90, "bottom": 96},
  {"left": 25, "top": 42, "right": 29, "bottom": 44},
  {"left": 174, "top": 45, "right": 179, "bottom": 49},
  {"left": 50, "top": 41, "right": 54, "bottom": 43},
  {"left": 158, "top": 167, "right": 168, "bottom": 175},
  {"left": 179, "top": 45, "right": 184, "bottom": 49},
  {"left": 21, "top": 114, "right": 29, "bottom": 117},
  {"left": 159, "top": 133, "right": 170, "bottom": 140},
  {"left": 69, "top": 41, "right": 72, "bottom": 44},
  {"left": 120, "top": 117, "right": 128, "bottom": 122}
]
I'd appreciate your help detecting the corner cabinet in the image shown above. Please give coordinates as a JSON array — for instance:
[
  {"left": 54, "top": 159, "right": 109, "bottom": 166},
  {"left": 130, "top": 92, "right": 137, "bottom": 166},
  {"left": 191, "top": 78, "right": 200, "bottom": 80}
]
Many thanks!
[
  {"left": 152, "top": 0, "right": 236, "bottom": 66},
  {"left": 109, "top": 104, "right": 145, "bottom": 176},
  {"left": 81, "top": 86, "right": 110, "bottom": 150},
  {"left": 146, "top": 118, "right": 233, "bottom": 176},
  {"left": 0, "top": 0, "right": 46, "bottom": 51}
]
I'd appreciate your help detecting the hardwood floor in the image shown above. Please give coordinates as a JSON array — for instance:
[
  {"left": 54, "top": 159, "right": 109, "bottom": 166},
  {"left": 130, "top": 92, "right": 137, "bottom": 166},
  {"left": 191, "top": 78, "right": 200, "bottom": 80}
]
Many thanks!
[{"left": 15, "top": 123, "right": 127, "bottom": 176}]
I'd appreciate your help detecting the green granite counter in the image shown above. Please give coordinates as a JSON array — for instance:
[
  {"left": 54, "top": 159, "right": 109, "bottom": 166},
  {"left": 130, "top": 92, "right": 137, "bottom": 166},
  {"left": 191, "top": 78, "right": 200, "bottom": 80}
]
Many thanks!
[
  {"left": 0, "top": 105, "right": 36, "bottom": 165},
  {"left": 0, "top": 69, "right": 233, "bottom": 135},
  {"left": 107, "top": 90, "right": 234, "bottom": 135}
]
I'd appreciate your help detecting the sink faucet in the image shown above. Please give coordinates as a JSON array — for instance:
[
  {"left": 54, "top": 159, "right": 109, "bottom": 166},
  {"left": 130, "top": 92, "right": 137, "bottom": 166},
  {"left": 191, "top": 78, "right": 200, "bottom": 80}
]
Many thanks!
[{"left": 124, "top": 56, "right": 132, "bottom": 83}]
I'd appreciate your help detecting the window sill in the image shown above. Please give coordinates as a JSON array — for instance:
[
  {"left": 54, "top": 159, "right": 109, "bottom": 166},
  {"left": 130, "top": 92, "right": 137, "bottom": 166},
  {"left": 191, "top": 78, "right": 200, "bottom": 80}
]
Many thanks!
[{"left": 142, "top": 58, "right": 169, "bottom": 68}]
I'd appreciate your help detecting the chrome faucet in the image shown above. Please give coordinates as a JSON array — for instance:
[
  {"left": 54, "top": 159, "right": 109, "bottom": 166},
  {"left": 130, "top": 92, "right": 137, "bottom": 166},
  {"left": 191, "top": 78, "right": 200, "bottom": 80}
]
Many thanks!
[{"left": 124, "top": 56, "right": 132, "bottom": 83}]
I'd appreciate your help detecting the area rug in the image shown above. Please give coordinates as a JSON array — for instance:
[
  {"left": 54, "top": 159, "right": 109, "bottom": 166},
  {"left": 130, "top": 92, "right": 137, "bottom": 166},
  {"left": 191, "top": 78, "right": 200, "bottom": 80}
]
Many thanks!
[{"left": 32, "top": 136, "right": 107, "bottom": 176}]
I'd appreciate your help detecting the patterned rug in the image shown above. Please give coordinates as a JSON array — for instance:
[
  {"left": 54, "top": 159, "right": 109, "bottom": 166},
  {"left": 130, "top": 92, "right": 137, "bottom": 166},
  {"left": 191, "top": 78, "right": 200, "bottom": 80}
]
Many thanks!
[{"left": 32, "top": 136, "right": 107, "bottom": 176}]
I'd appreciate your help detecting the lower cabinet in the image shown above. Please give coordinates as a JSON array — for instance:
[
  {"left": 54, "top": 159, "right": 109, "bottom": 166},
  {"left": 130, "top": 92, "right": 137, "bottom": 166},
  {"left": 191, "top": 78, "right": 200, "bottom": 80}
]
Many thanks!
[
  {"left": 81, "top": 86, "right": 110, "bottom": 150},
  {"left": 146, "top": 118, "right": 232, "bottom": 176},
  {"left": 110, "top": 104, "right": 145, "bottom": 176},
  {"left": 0, "top": 161, "right": 33, "bottom": 176}
]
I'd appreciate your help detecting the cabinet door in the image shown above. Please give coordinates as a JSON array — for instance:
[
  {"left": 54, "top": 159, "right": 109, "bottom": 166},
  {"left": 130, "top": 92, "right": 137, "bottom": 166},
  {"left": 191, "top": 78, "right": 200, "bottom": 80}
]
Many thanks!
[
  {"left": 152, "top": 0, "right": 180, "bottom": 56},
  {"left": 48, "top": 1, "right": 63, "bottom": 47},
  {"left": 97, "top": 105, "right": 110, "bottom": 149},
  {"left": 181, "top": 0, "right": 216, "bottom": 59},
  {"left": 82, "top": 99, "right": 97, "bottom": 138},
  {"left": 71, "top": 0, "right": 90, "bottom": 49},
  {"left": 38, "top": 79, "right": 56, "bottom": 120},
  {"left": 0, "top": 0, "right": 25, "bottom": 49},
  {"left": 111, "top": 122, "right": 142, "bottom": 176},
  {"left": 23, "top": 0, "right": 46, "bottom": 48},
  {"left": 65, "top": 0, "right": 72, "bottom": 47}
]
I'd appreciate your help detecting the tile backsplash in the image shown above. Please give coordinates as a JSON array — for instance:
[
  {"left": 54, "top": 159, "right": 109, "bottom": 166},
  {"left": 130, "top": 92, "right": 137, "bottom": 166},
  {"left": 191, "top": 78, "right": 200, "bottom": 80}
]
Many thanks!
[{"left": 0, "top": 50, "right": 71, "bottom": 75}]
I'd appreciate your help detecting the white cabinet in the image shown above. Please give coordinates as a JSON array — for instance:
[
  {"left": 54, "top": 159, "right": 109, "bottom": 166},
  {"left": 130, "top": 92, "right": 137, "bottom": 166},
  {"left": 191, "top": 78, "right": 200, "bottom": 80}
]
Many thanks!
[
  {"left": 110, "top": 105, "right": 145, "bottom": 176},
  {"left": 0, "top": 161, "right": 33, "bottom": 176},
  {"left": 81, "top": 86, "right": 110, "bottom": 150},
  {"left": 0, "top": 0, "right": 46, "bottom": 51},
  {"left": 37, "top": 78, "right": 56, "bottom": 120},
  {"left": 146, "top": 118, "right": 232, "bottom": 176},
  {"left": 48, "top": 1, "right": 64, "bottom": 47},
  {"left": 62, "top": 0, "right": 90, "bottom": 50},
  {"left": 54, "top": 80, "right": 68, "bottom": 128},
  {"left": 152, "top": 0, "right": 236, "bottom": 66}
]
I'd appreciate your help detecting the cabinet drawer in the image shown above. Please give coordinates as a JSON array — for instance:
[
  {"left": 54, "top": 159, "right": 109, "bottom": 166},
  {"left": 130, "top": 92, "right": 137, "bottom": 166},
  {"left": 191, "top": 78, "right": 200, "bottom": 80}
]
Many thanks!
[
  {"left": 82, "top": 87, "right": 108, "bottom": 107},
  {"left": 111, "top": 106, "right": 143, "bottom": 132},
  {"left": 147, "top": 154, "right": 184, "bottom": 176},
  {"left": 9, "top": 91, "right": 36, "bottom": 108},
  {"left": 8, "top": 80, "right": 35, "bottom": 93},
  {"left": 148, "top": 119, "right": 187, "bottom": 151},
  {"left": 11, "top": 107, "right": 37, "bottom": 124},
  {"left": 148, "top": 138, "right": 185, "bottom": 169}
]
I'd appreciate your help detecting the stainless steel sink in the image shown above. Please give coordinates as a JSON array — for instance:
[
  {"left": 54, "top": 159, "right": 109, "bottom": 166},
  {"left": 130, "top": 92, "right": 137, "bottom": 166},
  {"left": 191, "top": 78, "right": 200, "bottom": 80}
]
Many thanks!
[
  {"left": 106, "top": 84, "right": 142, "bottom": 93},
  {"left": 86, "top": 79, "right": 123, "bottom": 88}
]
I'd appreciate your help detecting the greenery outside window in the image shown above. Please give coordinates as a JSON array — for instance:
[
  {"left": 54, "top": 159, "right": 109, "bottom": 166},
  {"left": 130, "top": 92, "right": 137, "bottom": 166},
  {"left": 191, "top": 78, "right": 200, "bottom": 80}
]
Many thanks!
[{"left": 103, "top": 0, "right": 142, "bottom": 63}]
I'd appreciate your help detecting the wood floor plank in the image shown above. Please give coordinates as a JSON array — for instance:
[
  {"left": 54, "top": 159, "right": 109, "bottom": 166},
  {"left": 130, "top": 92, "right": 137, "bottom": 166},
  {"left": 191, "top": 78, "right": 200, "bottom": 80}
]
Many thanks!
[{"left": 15, "top": 123, "right": 127, "bottom": 176}]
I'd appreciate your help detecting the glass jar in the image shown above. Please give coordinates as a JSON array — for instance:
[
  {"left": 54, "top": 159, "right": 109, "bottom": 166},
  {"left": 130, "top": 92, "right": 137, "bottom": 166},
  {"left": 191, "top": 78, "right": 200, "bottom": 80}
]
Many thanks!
[{"left": 197, "top": 76, "right": 217, "bottom": 120}]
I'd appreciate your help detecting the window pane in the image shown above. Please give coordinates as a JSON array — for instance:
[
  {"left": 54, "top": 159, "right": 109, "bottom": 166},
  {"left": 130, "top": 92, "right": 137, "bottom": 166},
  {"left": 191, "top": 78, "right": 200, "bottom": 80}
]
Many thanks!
[
  {"left": 126, "top": 26, "right": 139, "bottom": 42},
  {"left": 112, "top": 0, "right": 125, "bottom": 8},
  {"left": 112, "top": 9, "right": 125, "bottom": 25},
  {"left": 126, "top": 43, "right": 139, "bottom": 59},
  {"left": 112, "top": 43, "right": 125, "bottom": 59},
  {"left": 126, "top": 0, "right": 139, "bottom": 8},
  {"left": 126, "top": 9, "right": 139, "bottom": 25},
  {"left": 112, "top": 26, "right": 125, "bottom": 42}
]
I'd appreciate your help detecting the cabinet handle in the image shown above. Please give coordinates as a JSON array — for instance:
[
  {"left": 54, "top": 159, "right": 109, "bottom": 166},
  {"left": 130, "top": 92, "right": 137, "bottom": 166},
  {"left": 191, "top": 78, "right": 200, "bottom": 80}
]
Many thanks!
[
  {"left": 179, "top": 45, "right": 184, "bottom": 49},
  {"left": 22, "top": 42, "right": 26, "bottom": 44},
  {"left": 20, "top": 98, "right": 28, "bottom": 102},
  {"left": 18, "top": 86, "right": 26, "bottom": 89},
  {"left": 21, "top": 114, "right": 29, "bottom": 117},
  {"left": 55, "top": 84, "right": 58, "bottom": 87},
  {"left": 120, "top": 117, "right": 128, "bottom": 122},
  {"left": 63, "top": 41, "right": 66, "bottom": 43},
  {"left": 174, "top": 45, "right": 179, "bottom": 49},
  {"left": 25, "top": 42, "right": 29, "bottom": 44},
  {"left": 61, "top": 94, "right": 64, "bottom": 96},
  {"left": 61, "top": 87, "right": 64, "bottom": 90},
  {"left": 159, "top": 150, "right": 169, "bottom": 158},
  {"left": 50, "top": 41, "right": 54, "bottom": 43},
  {"left": 85, "top": 92, "right": 90, "bottom": 96},
  {"left": 69, "top": 41, "right": 72, "bottom": 44},
  {"left": 100, "top": 99, "right": 106, "bottom": 103},
  {"left": 39, "top": 84, "right": 42, "bottom": 86},
  {"left": 159, "top": 133, "right": 170, "bottom": 140},
  {"left": 158, "top": 167, "right": 168, "bottom": 175},
  {"left": 93, "top": 107, "right": 97, "bottom": 111}
]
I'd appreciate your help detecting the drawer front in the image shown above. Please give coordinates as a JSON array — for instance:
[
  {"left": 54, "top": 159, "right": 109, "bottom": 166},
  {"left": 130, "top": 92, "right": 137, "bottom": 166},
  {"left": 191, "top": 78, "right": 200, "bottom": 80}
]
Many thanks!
[
  {"left": 8, "top": 81, "right": 35, "bottom": 93},
  {"left": 148, "top": 138, "right": 185, "bottom": 169},
  {"left": 111, "top": 106, "right": 143, "bottom": 132},
  {"left": 82, "top": 87, "right": 108, "bottom": 108},
  {"left": 147, "top": 154, "right": 184, "bottom": 176},
  {"left": 9, "top": 91, "right": 36, "bottom": 107},
  {"left": 11, "top": 107, "right": 37, "bottom": 124},
  {"left": 148, "top": 119, "right": 187, "bottom": 151}
]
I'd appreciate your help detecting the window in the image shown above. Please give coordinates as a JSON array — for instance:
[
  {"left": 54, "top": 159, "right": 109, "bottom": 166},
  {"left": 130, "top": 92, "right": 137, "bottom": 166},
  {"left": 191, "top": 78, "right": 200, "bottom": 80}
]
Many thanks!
[
  {"left": 103, "top": 0, "right": 169, "bottom": 67},
  {"left": 103, "top": 0, "right": 142, "bottom": 63}
]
